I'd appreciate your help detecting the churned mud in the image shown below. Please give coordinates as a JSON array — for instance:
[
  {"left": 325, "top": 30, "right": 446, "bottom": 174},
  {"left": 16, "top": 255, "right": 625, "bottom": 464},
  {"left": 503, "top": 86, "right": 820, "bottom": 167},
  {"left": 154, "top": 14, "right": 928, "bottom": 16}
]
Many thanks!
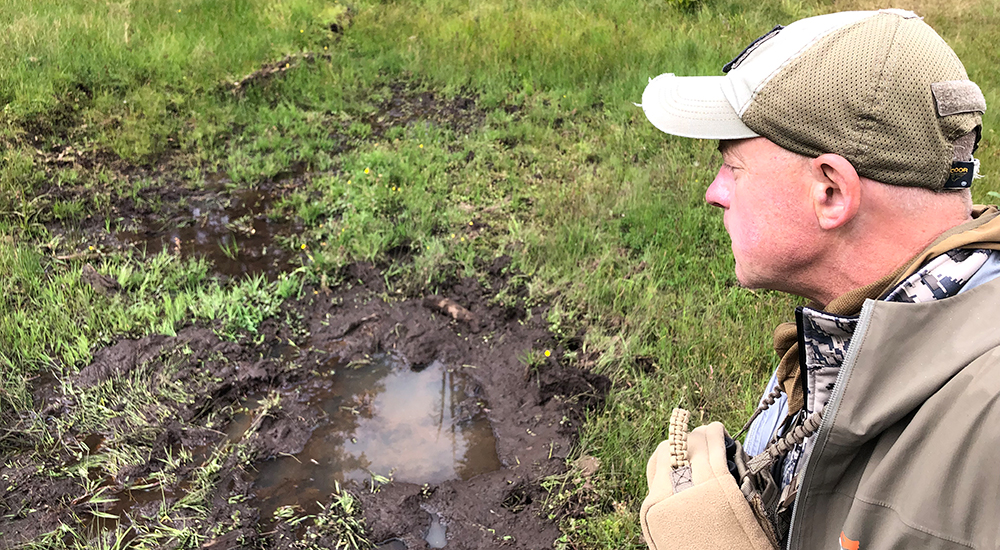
[
  {"left": 2, "top": 260, "right": 607, "bottom": 549},
  {"left": 115, "top": 182, "right": 303, "bottom": 280},
  {"left": 35, "top": 77, "right": 495, "bottom": 277},
  {"left": 3, "top": 77, "right": 601, "bottom": 549}
]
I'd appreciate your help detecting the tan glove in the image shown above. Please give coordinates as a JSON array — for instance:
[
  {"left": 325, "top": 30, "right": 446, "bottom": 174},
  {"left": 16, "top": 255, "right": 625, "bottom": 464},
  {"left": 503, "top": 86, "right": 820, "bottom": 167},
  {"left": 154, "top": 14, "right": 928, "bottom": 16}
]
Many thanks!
[{"left": 640, "top": 413, "right": 777, "bottom": 550}]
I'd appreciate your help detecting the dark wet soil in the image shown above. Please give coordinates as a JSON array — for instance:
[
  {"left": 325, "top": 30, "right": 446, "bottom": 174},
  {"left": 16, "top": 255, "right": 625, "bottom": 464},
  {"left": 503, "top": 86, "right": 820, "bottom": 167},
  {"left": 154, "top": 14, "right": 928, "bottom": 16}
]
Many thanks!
[
  {"left": 3, "top": 74, "right": 584, "bottom": 549},
  {"left": 363, "top": 80, "right": 486, "bottom": 141},
  {"left": 115, "top": 183, "right": 301, "bottom": 280},
  {"left": 1, "top": 260, "right": 608, "bottom": 549},
  {"left": 36, "top": 78, "right": 501, "bottom": 282}
]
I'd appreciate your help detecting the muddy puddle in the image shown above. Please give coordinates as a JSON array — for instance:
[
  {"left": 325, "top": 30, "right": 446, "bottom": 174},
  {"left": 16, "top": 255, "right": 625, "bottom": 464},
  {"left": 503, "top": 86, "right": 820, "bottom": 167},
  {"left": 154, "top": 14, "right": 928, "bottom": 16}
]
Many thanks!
[
  {"left": 3, "top": 262, "right": 608, "bottom": 549},
  {"left": 236, "top": 354, "right": 502, "bottom": 522},
  {"left": 0, "top": 75, "right": 602, "bottom": 548},
  {"left": 116, "top": 185, "right": 299, "bottom": 280}
]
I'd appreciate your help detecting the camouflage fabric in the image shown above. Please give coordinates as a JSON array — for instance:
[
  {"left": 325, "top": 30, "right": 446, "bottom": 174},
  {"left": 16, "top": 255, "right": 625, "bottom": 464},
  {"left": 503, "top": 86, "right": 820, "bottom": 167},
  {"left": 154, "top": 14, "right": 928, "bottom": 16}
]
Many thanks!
[
  {"left": 800, "top": 310, "right": 858, "bottom": 417},
  {"left": 777, "top": 309, "right": 858, "bottom": 486},
  {"left": 883, "top": 248, "right": 991, "bottom": 302},
  {"left": 775, "top": 248, "right": 1000, "bottom": 489}
]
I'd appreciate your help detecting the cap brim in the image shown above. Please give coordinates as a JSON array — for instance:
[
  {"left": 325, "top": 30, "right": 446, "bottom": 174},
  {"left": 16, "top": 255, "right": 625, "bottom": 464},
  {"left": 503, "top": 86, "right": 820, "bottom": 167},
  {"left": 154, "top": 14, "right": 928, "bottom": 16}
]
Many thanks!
[{"left": 641, "top": 73, "right": 758, "bottom": 140}]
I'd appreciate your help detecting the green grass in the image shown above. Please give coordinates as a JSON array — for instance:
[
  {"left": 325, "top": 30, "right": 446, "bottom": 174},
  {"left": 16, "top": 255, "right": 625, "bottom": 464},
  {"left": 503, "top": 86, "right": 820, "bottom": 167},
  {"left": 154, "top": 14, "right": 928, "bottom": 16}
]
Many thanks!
[
  {"left": 0, "top": 242, "right": 296, "bottom": 415},
  {"left": 2, "top": 0, "right": 999, "bottom": 547}
]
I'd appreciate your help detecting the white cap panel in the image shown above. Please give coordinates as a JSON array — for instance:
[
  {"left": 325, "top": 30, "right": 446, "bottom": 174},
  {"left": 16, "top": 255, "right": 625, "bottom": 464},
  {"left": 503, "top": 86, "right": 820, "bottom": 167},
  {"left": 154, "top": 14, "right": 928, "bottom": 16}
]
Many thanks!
[{"left": 641, "top": 73, "right": 758, "bottom": 140}]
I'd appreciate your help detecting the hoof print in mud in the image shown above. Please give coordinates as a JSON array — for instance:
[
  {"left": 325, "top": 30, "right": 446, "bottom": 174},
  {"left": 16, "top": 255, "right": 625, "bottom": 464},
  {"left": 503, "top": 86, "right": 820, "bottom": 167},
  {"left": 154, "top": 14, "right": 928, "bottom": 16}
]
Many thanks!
[{"left": 501, "top": 483, "right": 534, "bottom": 514}]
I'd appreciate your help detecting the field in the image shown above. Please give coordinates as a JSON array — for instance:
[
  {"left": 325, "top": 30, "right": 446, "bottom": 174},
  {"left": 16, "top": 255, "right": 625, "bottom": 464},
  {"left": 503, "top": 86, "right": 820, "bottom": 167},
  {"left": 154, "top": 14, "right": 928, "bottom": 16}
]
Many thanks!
[{"left": 1, "top": 0, "right": 998, "bottom": 548}]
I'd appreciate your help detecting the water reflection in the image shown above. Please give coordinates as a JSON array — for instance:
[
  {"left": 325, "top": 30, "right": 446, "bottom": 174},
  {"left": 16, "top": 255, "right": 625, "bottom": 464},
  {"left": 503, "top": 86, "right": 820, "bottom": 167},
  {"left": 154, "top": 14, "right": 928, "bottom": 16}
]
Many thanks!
[
  {"left": 116, "top": 188, "right": 296, "bottom": 280},
  {"left": 425, "top": 513, "right": 447, "bottom": 548},
  {"left": 244, "top": 354, "right": 500, "bottom": 519}
]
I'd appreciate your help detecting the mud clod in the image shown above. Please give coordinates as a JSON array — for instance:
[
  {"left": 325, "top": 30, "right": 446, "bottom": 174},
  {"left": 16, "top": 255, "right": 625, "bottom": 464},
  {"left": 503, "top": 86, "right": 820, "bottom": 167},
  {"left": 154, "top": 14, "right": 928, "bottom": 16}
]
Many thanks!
[
  {"left": 423, "top": 296, "right": 480, "bottom": 333},
  {"left": 81, "top": 263, "right": 120, "bottom": 296}
]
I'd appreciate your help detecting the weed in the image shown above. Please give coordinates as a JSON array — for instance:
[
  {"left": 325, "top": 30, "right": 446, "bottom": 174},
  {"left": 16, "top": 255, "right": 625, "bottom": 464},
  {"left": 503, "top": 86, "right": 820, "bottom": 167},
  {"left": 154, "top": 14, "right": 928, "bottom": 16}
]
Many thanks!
[
  {"left": 303, "top": 483, "right": 372, "bottom": 550},
  {"left": 219, "top": 235, "right": 240, "bottom": 261},
  {"left": 518, "top": 348, "right": 547, "bottom": 382}
]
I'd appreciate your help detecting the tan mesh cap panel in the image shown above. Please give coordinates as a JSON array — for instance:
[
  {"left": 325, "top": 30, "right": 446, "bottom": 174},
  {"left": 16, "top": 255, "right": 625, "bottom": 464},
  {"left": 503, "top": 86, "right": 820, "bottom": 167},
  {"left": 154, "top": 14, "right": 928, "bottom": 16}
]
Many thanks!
[{"left": 742, "top": 12, "right": 981, "bottom": 190}]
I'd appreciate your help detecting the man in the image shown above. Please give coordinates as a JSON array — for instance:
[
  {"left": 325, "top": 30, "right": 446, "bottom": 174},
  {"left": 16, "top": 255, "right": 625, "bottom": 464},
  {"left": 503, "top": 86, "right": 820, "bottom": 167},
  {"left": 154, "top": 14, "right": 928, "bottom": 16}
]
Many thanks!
[{"left": 638, "top": 9, "right": 1000, "bottom": 550}]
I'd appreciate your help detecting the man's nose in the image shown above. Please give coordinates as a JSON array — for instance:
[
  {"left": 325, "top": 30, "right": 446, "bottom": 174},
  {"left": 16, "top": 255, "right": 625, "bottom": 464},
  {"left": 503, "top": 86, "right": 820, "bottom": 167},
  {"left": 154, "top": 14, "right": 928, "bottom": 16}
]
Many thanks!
[{"left": 705, "top": 166, "right": 731, "bottom": 209}]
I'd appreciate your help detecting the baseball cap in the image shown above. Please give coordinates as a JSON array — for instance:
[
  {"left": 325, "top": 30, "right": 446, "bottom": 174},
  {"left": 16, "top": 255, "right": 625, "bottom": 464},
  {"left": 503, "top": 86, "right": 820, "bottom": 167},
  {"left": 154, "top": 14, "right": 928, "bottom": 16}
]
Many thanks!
[{"left": 640, "top": 9, "right": 986, "bottom": 190}]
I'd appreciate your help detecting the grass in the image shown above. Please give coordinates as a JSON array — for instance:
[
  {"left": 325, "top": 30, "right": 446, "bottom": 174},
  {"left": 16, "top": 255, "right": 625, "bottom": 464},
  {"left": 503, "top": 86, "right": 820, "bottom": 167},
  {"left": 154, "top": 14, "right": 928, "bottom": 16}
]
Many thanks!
[
  {"left": 1, "top": 0, "right": 999, "bottom": 547},
  {"left": 0, "top": 245, "right": 293, "bottom": 410}
]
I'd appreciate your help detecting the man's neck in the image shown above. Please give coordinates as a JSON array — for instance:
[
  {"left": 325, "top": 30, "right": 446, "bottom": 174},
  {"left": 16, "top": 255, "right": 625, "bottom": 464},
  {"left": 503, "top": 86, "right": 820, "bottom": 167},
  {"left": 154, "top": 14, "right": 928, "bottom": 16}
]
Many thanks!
[{"left": 804, "top": 210, "right": 975, "bottom": 307}]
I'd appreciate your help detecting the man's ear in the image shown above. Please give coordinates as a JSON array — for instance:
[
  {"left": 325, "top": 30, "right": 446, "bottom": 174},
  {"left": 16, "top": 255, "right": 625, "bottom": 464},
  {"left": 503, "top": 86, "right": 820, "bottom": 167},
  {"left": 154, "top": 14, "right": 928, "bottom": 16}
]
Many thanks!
[{"left": 810, "top": 153, "right": 861, "bottom": 231}]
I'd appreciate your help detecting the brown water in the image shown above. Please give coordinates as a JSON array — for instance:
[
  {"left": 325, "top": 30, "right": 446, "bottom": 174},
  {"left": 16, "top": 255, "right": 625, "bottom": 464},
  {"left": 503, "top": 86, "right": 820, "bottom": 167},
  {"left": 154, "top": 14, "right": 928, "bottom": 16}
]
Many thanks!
[
  {"left": 89, "top": 353, "right": 498, "bottom": 536},
  {"left": 235, "top": 354, "right": 501, "bottom": 520},
  {"left": 117, "top": 187, "right": 297, "bottom": 280}
]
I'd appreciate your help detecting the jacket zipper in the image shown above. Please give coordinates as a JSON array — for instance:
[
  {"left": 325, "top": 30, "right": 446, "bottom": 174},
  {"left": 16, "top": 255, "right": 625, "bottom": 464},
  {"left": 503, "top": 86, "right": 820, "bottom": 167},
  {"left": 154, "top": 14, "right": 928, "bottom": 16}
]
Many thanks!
[{"left": 784, "top": 300, "right": 876, "bottom": 550}]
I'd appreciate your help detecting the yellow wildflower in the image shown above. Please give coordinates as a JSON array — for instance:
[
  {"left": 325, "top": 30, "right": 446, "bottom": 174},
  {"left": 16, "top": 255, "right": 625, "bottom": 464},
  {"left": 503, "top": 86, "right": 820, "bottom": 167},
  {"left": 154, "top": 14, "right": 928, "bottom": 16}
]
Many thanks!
[{"left": 544, "top": 350, "right": 551, "bottom": 357}]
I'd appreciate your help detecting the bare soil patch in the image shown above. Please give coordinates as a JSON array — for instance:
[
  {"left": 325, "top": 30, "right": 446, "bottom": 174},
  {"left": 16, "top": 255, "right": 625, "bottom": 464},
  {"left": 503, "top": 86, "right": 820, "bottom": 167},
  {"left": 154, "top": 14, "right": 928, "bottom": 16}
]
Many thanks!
[
  {"left": 1, "top": 259, "right": 607, "bottom": 549},
  {"left": 3, "top": 73, "right": 586, "bottom": 548}
]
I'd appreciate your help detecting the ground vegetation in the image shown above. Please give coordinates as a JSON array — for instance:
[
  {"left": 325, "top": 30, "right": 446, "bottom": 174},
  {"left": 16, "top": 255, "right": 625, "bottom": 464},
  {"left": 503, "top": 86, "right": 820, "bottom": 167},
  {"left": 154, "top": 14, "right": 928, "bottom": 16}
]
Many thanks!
[{"left": 1, "top": 0, "right": 998, "bottom": 547}]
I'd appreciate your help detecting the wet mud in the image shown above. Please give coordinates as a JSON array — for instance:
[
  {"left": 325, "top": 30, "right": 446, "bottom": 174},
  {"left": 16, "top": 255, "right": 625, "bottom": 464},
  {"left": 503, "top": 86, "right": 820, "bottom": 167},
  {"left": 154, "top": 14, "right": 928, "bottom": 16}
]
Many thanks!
[
  {"left": 363, "top": 81, "right": 486, "bottom": 141},
  {"left": 1, "top": 261, "right": 608, "bottom": 549},
  {"left": 38, "top": 78, "right": 498, "bottom": 282},
  {"left": 243, "top": 354, "right": 503, "bottom": 523},
  {"left": 6, "top": 76, "right": 584, "bottom": 548},
  {"left": 115, "top": 183, "right": 301, "bottom": 280}
]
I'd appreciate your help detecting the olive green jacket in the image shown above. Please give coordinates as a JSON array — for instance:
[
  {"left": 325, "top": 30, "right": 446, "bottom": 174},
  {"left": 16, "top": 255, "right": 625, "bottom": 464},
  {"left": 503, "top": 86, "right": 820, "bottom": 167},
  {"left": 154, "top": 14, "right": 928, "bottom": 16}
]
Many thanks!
[{"left": 786, "top": 269, "right": 1000, "bottom": 549}]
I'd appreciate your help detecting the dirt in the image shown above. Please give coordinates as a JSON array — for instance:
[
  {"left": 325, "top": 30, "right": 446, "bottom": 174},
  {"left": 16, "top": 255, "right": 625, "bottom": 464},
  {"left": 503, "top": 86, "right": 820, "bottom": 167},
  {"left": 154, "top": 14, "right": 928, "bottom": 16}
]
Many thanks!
[
  {"left": 3, "top": 72, "right": 592, "bottom": 548},
  {"left": 0, "top": 257, "right": 608, "bottom": 549},
  {"left": 34, "top": 77, "right": 501, "bottom": 275}
]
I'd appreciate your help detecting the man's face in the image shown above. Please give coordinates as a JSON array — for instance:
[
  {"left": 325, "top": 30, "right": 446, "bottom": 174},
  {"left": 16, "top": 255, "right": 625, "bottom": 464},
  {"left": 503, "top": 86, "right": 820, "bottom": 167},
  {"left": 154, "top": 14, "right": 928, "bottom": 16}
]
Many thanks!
[{"left": 705, "top": 137, "right": 818, "bottom": 293}]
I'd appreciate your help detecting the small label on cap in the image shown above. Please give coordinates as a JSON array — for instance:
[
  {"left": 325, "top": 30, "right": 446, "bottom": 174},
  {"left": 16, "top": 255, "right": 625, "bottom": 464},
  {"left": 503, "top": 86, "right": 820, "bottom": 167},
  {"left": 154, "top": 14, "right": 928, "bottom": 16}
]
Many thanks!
[
  {"left": 723, "top": 25, "right": 784, "bottom": 73},
  {"left": 945, "top": 160, "right": 976, "bottom": 189}
]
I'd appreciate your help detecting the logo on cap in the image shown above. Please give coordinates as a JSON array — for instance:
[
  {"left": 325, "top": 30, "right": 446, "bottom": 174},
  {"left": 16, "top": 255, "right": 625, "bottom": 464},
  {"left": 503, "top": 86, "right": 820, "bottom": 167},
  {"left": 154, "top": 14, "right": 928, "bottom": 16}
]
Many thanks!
[{"left": 946, "top": 161, "right": 976, "bottom": 189}]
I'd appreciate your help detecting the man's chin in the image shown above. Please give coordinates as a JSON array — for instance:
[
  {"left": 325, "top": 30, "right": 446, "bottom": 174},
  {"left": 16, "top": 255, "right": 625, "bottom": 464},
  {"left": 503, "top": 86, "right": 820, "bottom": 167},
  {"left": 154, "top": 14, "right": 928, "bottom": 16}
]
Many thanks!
[
  {"left": 733, "top": 267, "right": 770, "bottom": 292},
  {"left": 733, "top": 265, "right": 754, "bottom": 289}
]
